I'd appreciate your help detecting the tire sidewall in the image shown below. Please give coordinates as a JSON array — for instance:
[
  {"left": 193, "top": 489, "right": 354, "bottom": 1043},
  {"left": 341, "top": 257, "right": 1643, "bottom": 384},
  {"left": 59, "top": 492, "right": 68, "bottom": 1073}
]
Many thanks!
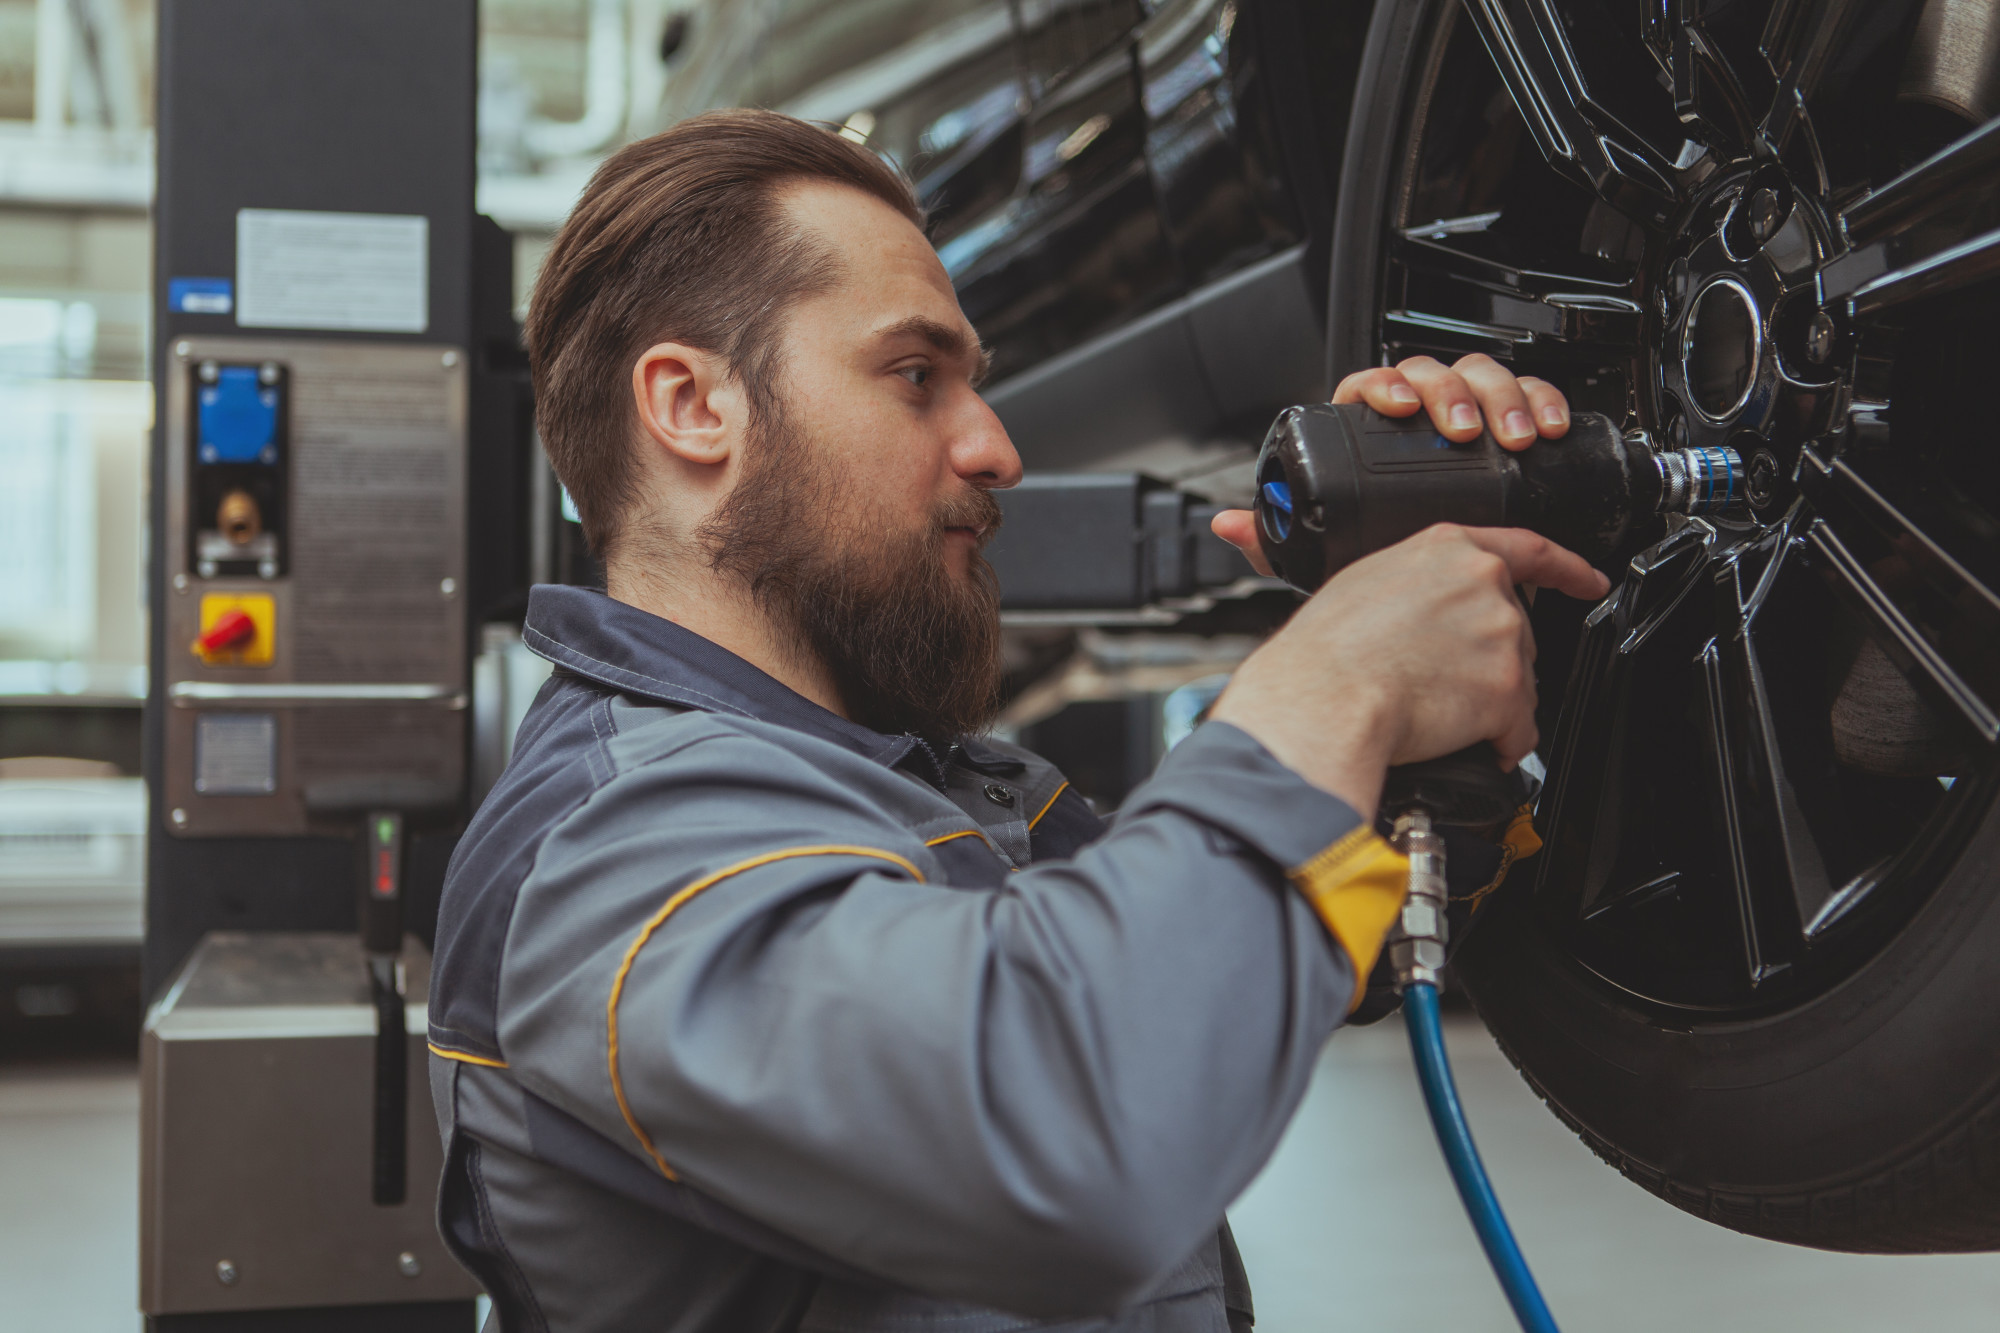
[
  {"left": 1325, "top": 0, "right": 1452, "bottom": 383},
  {"left": 1456, "top": 797, "right": 2000, "bottom": 1209}
]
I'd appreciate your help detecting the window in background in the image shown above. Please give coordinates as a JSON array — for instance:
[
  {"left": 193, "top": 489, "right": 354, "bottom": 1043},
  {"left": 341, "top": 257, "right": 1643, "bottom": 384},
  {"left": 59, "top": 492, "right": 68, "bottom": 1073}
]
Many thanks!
[
  {"left": 0, "top": 0, "right": 156, "bottom": 709},
  {"left": 0, "top": 214, "right": 151, "bottom": 705}
]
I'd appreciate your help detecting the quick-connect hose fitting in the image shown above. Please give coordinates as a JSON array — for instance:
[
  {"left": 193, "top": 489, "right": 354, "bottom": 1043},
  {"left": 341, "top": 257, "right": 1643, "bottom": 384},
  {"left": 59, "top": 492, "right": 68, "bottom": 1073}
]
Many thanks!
[{"left": 1388, "top": 808, "right": 1450, "bottom": 992}]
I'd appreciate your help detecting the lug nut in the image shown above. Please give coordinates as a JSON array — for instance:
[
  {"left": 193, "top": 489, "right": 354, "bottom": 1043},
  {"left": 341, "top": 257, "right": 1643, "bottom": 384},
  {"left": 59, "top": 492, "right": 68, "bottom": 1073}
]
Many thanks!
[
  {"left": 1806, "top": 310, "right": 1838, "bottom": 364},
  {"left": 1749, "top": 186, "right": 1784, "bottom": 242},
  {"left": 1746, "top": 450, "right": 1781, "bottom": 509}
]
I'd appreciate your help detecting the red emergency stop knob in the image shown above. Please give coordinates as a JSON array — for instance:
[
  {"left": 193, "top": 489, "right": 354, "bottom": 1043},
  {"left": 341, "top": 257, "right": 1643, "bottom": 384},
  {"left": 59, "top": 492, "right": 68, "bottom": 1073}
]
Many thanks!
[{"left": 195, "top": 608, "right": 257, "bottom": 655}]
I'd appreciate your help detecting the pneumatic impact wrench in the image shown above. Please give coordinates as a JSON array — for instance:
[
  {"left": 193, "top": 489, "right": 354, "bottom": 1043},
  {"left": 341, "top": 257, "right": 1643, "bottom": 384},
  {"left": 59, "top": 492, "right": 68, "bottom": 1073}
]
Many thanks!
[{"left": 1250, "top": 403, "right": 1745, "bottom": 1333}]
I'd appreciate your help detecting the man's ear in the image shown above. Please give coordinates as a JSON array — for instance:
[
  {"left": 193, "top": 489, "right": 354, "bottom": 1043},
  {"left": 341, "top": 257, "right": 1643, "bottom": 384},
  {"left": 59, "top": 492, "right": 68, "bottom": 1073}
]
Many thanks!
[{"left": 632, "top": 342, "right": 743, "bottom": 468}]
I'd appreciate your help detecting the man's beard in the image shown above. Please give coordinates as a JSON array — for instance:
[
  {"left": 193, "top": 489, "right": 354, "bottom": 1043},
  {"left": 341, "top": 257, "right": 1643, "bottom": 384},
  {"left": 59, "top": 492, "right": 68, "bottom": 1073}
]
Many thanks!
[{"left": 696, "top": 396, "right": 1005, "bottom": 741}]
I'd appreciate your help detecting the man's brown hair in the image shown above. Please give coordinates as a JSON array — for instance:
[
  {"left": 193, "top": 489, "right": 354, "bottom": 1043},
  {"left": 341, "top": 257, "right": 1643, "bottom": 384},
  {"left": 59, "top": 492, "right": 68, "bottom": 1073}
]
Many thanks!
[{"left": 525, "top": 109, "right": 923, "bottom": 558}]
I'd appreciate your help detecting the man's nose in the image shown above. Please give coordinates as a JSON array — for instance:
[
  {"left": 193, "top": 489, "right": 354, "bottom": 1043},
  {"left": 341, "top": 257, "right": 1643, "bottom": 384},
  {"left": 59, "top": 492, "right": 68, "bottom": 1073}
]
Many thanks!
[{"left": 952, "top": 392, "right": 1023, "bottom": 489}]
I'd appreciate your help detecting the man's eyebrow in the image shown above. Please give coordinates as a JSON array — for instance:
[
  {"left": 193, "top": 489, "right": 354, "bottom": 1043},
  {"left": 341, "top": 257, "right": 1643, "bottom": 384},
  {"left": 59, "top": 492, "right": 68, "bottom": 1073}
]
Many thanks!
[{"left": 873, "top": 315, "right": 993, "bottom": 385}]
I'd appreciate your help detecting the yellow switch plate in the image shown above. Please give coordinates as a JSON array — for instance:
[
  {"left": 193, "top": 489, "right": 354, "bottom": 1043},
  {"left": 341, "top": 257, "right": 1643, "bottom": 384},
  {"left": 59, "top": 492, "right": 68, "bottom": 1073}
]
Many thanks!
[{"left": 193, "top": 592, "right": 275, "bottom": 666}]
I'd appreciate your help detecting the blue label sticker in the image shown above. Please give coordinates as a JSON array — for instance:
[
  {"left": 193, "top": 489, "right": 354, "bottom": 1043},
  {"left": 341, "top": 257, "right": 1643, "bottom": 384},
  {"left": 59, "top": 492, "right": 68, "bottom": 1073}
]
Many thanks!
[{"left": 170, "top": 277, "right": 233, "bottom": 316}]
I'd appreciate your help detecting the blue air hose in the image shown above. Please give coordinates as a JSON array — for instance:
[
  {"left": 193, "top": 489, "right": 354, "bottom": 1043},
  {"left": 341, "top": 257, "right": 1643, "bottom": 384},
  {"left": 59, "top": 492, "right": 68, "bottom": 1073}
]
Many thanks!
[{"left": 1403, "top": 981, "right": 1561, "bottom": 1333}]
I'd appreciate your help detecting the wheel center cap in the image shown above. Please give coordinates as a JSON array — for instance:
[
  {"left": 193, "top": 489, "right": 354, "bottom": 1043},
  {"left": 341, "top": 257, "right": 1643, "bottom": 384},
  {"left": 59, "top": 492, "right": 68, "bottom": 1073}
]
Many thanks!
[{"left": 1682, "top": 277, "right": 1761, "bottom": 422}]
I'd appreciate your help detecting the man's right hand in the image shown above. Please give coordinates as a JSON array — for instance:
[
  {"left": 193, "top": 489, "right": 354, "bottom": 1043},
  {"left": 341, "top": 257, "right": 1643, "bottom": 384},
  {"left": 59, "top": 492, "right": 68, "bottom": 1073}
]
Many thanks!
[{"left": 1207, "top": 523, "right": 1609, "bottom": 821}]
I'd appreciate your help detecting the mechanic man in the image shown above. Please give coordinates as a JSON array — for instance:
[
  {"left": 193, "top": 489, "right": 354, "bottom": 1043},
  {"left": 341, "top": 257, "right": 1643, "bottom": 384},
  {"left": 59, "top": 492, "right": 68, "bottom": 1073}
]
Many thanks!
[{"left": 428, "top": 108, "right": 1605, "bottom": 1331}]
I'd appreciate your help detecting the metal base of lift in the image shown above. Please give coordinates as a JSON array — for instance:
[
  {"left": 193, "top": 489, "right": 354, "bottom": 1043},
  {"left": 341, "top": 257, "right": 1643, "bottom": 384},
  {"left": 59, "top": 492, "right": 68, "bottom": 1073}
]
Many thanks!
[{"left": 141, "top": 932, "right": 479, "bottom": 1329}]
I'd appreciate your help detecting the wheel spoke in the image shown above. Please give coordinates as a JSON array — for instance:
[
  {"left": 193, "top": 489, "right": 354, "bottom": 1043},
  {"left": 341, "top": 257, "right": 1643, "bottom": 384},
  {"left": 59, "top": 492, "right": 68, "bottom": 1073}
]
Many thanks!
[
  {"left": 1840, "top": 118, "right": 2000, "bottom": 248},
  {"left": 1538, "top": 523, "right": 1716, "bottom": 919},
  {"left": 1387, "top": 232, "right": 1643, "bottom": 357},
  {"left": 1695, "top": 641, "right": 1782, "bottom": 981},
  {"left": 1757, "top": 0, "right": 1866, "bottom": 151},
  {"left": 1695, "top": 527, "right": 1849, "bottom": 972},
  {"left": 1459, "top": 0, "right": 1681, "bottom": 225},
  {"left": 1534, "top": 583, "right": 1652, "bottom": 919},
  {"left": 1798, "top": 448, "right": 2000, "bottom": 743},
  {"left": 1642, "top": 0, "right": 1759, "bottom": 154},
  {"left": 1840, "top": 225, "right": 2000, "bottom": 319}
]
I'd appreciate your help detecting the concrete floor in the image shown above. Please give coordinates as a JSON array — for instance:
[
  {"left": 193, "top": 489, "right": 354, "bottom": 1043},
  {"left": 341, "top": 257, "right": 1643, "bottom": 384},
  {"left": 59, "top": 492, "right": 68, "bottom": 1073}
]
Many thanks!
[
  {"left": 6, "top": 1017, "right": 2000, "bottom": 1332},
  {"left": 1229, "top": 1017, "right": 2000, "bottom": 1331},
  {"left": 1, "top": 1055, "right": 139, "bottom": 1333}
]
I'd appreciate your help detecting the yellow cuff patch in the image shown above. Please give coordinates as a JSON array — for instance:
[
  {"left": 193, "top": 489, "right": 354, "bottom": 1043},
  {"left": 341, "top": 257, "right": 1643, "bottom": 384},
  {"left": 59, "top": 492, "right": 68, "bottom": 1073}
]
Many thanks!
[{"left": 1288, "top": 825, "right": 1410, "bottom": 1013}]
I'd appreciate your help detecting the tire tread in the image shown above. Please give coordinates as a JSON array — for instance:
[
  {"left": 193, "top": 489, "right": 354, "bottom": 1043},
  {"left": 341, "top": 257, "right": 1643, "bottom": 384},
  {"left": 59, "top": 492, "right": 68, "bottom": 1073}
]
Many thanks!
[{"left": 1482, "top": 1024, "right": 2000, "bottom": 1252}]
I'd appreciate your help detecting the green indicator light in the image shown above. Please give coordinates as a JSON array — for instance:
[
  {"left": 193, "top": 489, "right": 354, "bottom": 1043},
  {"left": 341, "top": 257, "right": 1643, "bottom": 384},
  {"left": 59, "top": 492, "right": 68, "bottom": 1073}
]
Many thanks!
[{"left": 376, "top": 816, "right": 396, "bottom": 844}]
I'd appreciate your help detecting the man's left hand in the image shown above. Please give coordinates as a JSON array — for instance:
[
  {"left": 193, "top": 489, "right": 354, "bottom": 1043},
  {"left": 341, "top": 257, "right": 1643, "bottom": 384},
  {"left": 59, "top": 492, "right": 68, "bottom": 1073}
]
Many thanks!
[{"left": 1213, "top": 355, "right": 1573, "bottom": 576}]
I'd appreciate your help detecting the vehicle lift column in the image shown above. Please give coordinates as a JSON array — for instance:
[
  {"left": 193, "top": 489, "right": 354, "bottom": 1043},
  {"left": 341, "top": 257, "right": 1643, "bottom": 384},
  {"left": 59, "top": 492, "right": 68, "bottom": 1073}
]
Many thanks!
[{"left": 140, "top": 2, "right": 525, "bottom": 1328}]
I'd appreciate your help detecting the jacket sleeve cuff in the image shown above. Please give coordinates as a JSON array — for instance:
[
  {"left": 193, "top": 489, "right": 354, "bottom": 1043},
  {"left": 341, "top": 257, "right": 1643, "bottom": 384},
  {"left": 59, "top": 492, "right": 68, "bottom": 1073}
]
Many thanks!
[
  {"left": 1120, "top": 722, "right": 1409, "bottom": 1010},
  {"left": 1290, "top": 826, "right": 1410, "bottom": 1011}
]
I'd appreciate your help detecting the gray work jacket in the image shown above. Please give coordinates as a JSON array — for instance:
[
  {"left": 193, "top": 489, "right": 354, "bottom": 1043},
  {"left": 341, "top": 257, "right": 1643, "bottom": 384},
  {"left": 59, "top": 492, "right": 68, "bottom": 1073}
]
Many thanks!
[{"left": 430, "top": 585, "right": 1397, "bottom": 1331}]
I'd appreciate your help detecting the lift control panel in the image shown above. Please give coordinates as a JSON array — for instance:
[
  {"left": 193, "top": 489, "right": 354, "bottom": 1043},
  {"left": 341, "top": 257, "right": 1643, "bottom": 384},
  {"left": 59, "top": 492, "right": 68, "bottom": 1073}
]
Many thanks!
[{"left": 161, "top": 339, "right": 469, "bottom": 837}]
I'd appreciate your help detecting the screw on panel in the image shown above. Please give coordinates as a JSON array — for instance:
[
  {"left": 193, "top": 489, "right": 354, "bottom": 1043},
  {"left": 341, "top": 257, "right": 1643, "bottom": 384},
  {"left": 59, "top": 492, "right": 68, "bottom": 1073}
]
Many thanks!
[
  {"left": 259, "top": 362, "right": 281, "bottom": 384},
  {"left": 174, "top": 341, "right": 191, "bottom": 359},
  {"left": 397, "top": 1252, "right": 423, "bottom": 1278},
  {"left": 173, "top": 573, "right": 189, "bottom": 593},
  {"left": 440, "top": 577, "right": 458, "bottom": 597},
  {"left": 214, "top": 1260, "right": 238, "bottom": 1286},
  {"left": 198, "top": 360, "right": 220, "bottom": 384},
  {"left": 171, "top": 809, "right": 188, "bottom": 828},
  {"left": 441, "top": 350, "right": 459, "bottom": 368}
]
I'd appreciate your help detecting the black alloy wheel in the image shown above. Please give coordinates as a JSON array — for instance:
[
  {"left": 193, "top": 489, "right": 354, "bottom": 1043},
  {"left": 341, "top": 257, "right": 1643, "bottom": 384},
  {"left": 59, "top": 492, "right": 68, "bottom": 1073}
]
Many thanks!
[{"left": 1329, "top": 0, "right": 2000, "bottom": 1250}]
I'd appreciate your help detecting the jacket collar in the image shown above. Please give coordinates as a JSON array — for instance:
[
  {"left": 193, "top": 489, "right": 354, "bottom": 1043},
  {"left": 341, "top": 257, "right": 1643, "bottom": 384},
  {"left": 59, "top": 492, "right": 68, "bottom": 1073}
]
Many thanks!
[{"left": 520, "top": 585, "right": 1024, "bottom": 783}]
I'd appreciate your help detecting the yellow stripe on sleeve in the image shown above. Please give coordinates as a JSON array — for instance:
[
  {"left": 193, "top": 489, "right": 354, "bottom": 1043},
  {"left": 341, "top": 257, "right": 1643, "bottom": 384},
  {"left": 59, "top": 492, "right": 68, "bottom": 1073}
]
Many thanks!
[
  {"left": 428, "top": 1042, "right": 510, "bottom": 1069},
  {"left": 1288, "top": 825, "right": 1411, "bottom": 1013}
]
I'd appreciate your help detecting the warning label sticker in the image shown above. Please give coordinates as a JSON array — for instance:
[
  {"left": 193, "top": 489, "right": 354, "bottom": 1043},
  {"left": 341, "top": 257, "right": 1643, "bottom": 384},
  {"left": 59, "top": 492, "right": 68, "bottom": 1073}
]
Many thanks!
[{"left": 236, "top": 209, "right": 428, "bottom": 334}]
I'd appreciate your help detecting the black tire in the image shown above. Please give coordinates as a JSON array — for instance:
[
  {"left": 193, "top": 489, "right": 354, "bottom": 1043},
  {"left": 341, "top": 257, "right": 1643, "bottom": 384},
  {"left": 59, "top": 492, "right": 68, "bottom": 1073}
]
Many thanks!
[{"left": 1328, "top": 0, "right": 2000, "bottom": 1251}]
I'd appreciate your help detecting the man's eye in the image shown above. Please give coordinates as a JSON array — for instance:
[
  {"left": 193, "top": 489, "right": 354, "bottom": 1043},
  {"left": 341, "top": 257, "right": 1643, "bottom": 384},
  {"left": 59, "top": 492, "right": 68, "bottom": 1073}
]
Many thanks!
[{"left": 900, "top": 366, "right": 930, "bottom": 387}]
